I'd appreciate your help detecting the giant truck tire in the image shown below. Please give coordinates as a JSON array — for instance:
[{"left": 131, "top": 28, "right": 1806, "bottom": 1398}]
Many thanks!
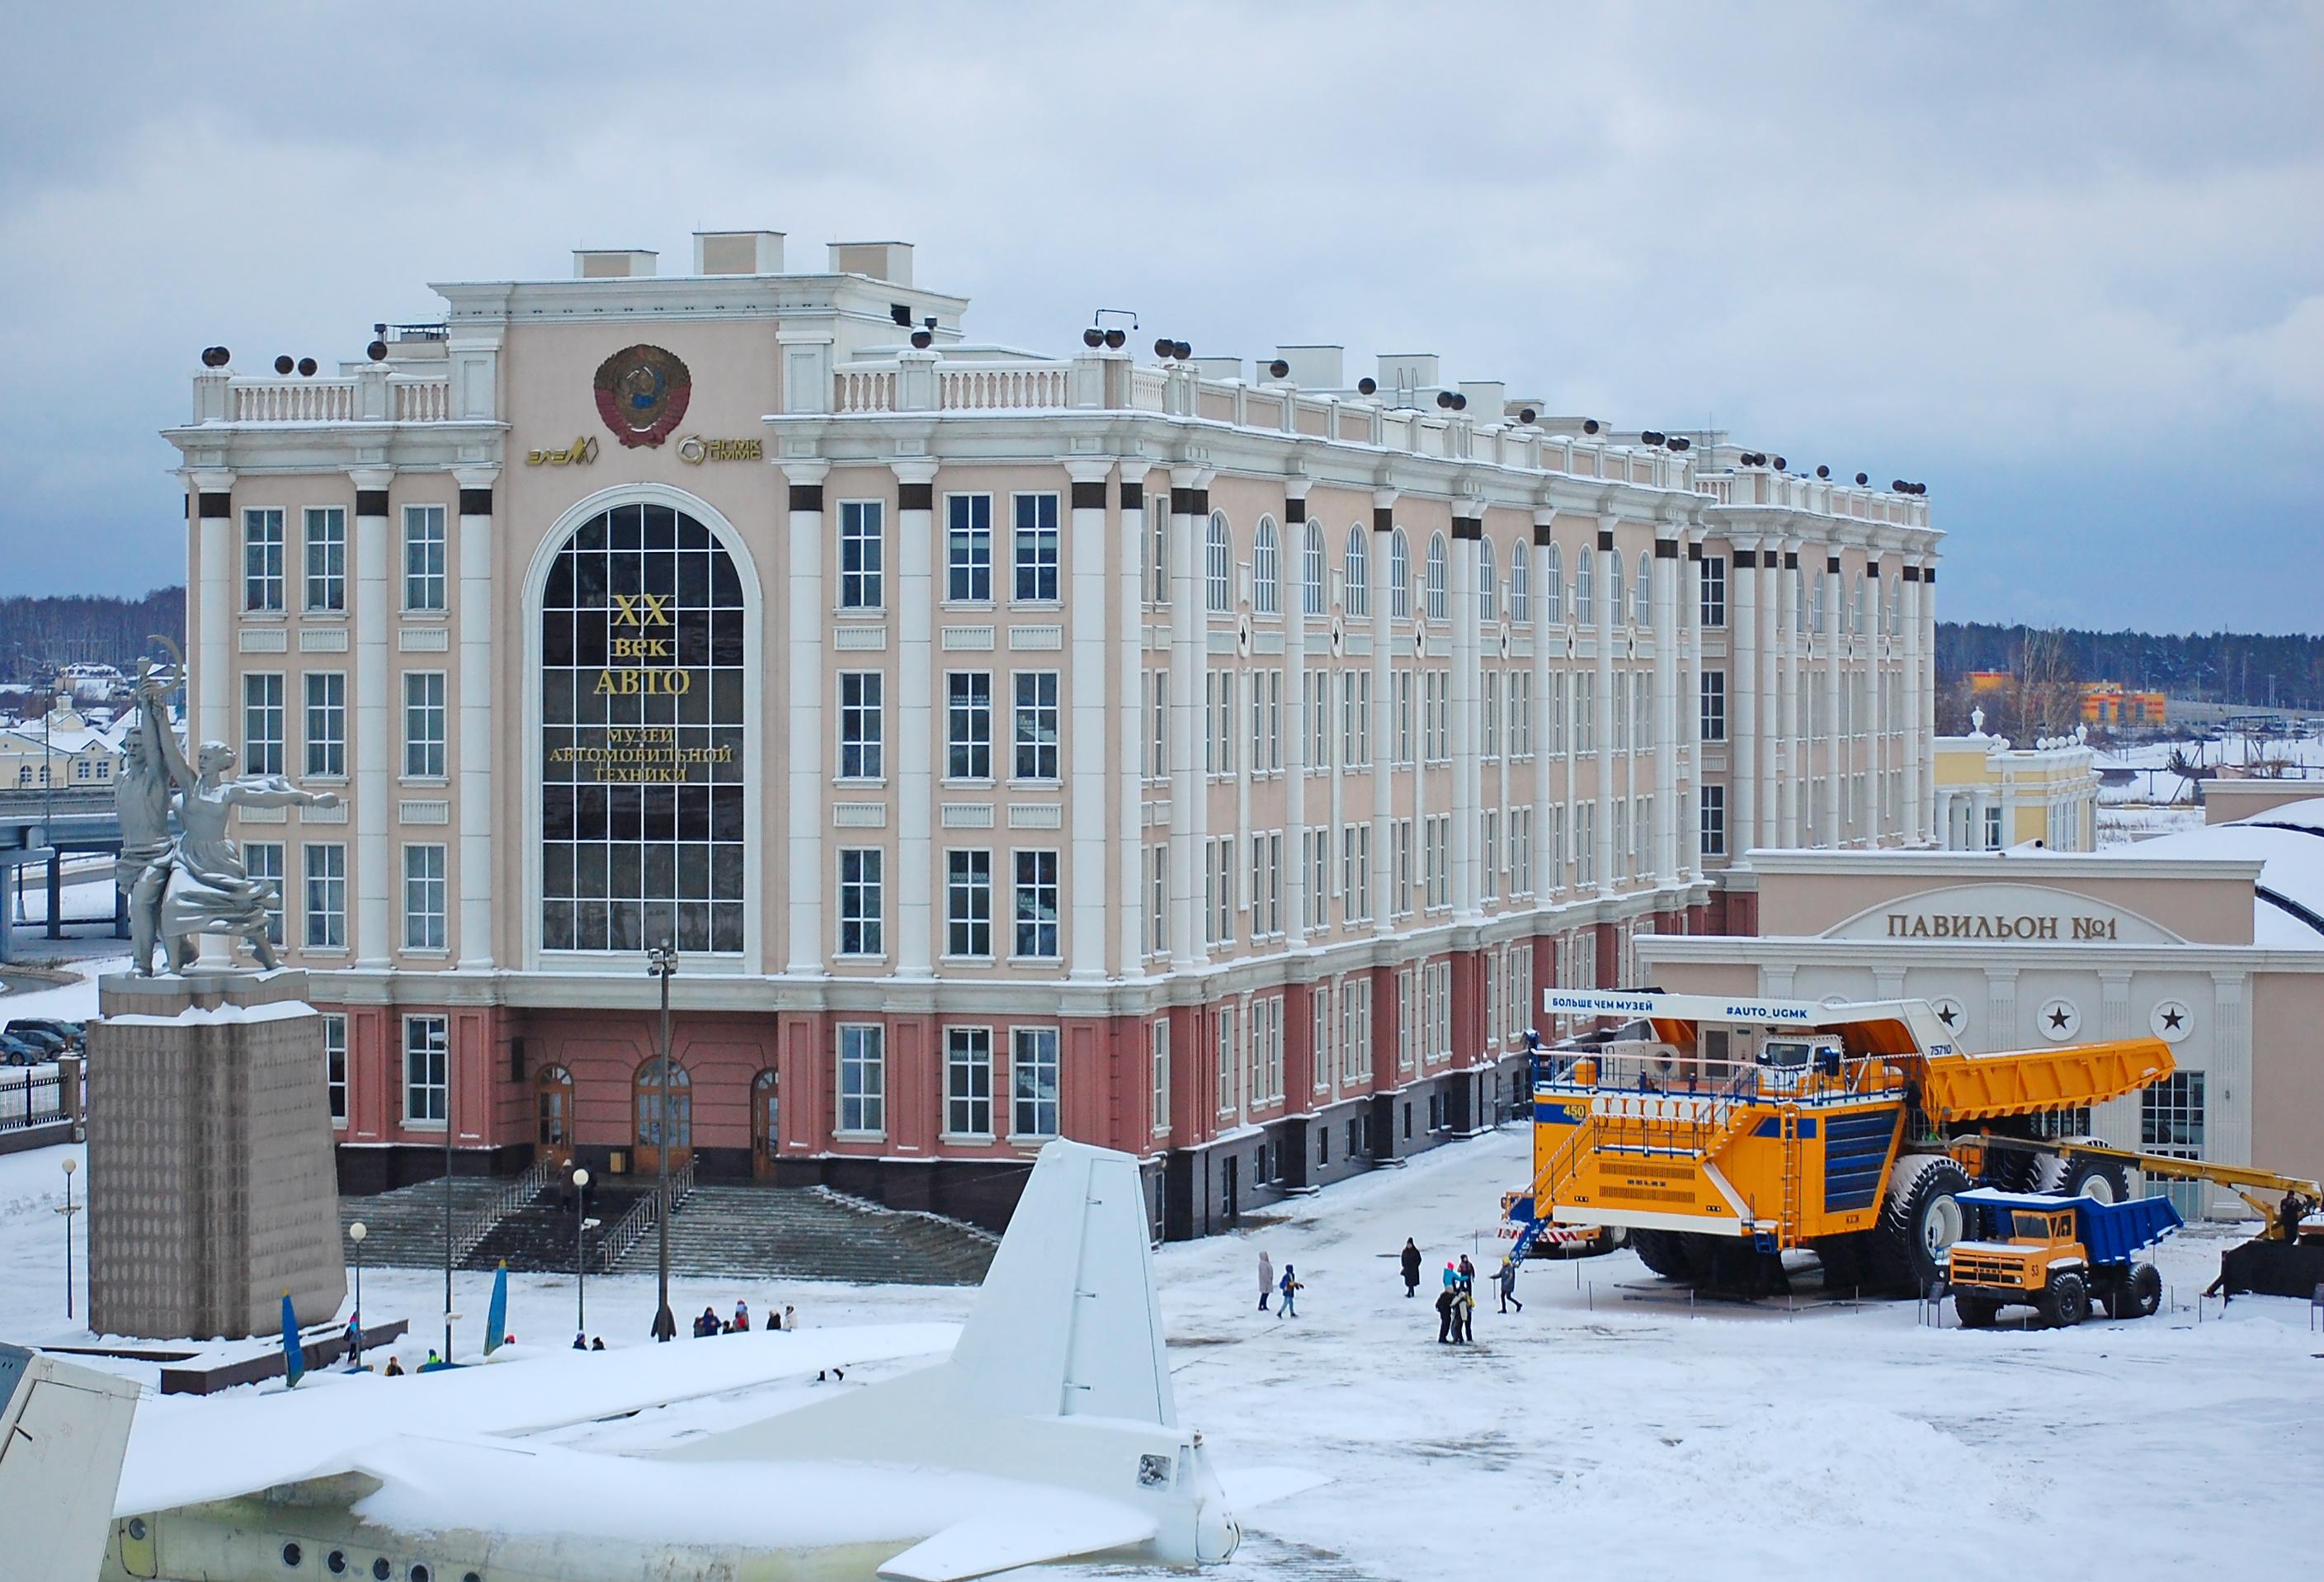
[
  {"left": 1629, "top": 1228, "right": 1693, "bottom": 1280},
  {"left": 2110, "top": 1263, "right": 2163, "bottom": 1320},
  {"left": 1813, "top": 1234, "right": 1873, "bottom": 1296},
  {"left": 1872, "top": 1155, "right": 1973, "bottom": 1294},
  {"left": 2040, "top": 1268, "right": 2091, "bottom": 1327},
  {"left": 2033, "top": 1141, "right": 2133, "bottom": 1205}
]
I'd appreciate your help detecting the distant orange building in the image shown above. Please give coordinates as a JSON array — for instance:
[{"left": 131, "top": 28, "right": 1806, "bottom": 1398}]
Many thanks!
[
  {"left": 2080, "top": 682, "right": 2166, "bottom": 728},
  {"left": 1964, "top": 670, "right": 2013, "bottom": 696}
]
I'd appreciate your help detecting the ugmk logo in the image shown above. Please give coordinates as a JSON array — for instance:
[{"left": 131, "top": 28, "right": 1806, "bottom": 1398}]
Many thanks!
[{"left": 610, "top": 593, "right": 673, "bottom": 628}]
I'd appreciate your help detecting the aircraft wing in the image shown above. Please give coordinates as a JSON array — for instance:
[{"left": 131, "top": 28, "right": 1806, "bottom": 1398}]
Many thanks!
[
  {"left": 117, "top": 1323, "right": 958, "bottom": 1518},
  {"left": 875, "top": 1500, "right": 1160, "bottom": 1581}
]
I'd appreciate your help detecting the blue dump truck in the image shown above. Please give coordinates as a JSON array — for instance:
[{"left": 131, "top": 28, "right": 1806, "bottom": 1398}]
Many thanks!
[{"left": 1944, "top": 1188, "right": 2183, "bottom": 1328}]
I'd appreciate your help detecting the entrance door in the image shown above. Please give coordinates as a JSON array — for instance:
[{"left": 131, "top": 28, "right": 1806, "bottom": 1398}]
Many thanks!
[
  {"left": 535, "top": 1065, "right": 575, "bottom": 1170},
  {"left": 751, "top": 1068, "right": 780, "bottom": 1178},
  {"left": 1223, "top": 1154, "right": 1239, "bottom": 1221},
  {"left": 633, "top": 1059, "right": 693, "bottom": 1175}
]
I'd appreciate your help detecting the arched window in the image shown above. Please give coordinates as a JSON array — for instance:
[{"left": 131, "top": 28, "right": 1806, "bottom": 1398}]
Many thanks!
[
  {"left": 1252, "top": 519, "right": 1280, "bottom": 616},
  {"left": 1390, "top": 529, "right": 1412, "bottom": 619},
  {"left": 1425, "top": 534, "right": 1448, "bottom": 622},
  {"left": 1575, "top": 546, "right": 1593, "bottom": 623},
  {"left": 634, "top": 1059, "right": 692, "bottom": 1158},
  {"left": 1204, "top": 513, "right": 1232, "bottom": 613},
  {"left": 1511, "top": 542, "right": 1530, "bottom": 624},
  {"left": 1478, "top": 539, "right": 1497, "bottom": 622},
  {"left": 1636, "top": 551, "right": 1652, "bottom": 626},
  {"left": 1344, "top": 527, "right": 1369, "bottom": 617},
  {"left": 535, "top": 1065, "right": 573, "bottom": 1154},
  {"left": 1607, "top": 551, "right": 1624, "bottom": 626},
  {"left": 1302, "top": 523, "right": 1326, "bottom": 616},
  {"left": 1544, "top": 543, "right": 1563, "bottom": 622}
]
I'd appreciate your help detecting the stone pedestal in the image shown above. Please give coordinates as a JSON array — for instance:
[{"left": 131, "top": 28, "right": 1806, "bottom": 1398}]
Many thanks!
[{"left": 86, "top": 970, "right": 346, "bottom": 1341}]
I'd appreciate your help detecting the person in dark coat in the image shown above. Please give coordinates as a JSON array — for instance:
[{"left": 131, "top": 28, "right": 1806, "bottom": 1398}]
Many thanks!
[
  {"left": 651, "top": 1305, "right": 678, "bottom": 1344},
  {"left": 1454, "top": 1287, "right": 1476, "bottom": 1344},
  {"left": 1435, "top": 1285, "right": 1457, "bottom": 1344},
  {"left": 1496, "top": 1257, "right": 1523, "bottom": 1315},
  {"left": 1401, "top": 1239, "right": 1422, "bottom": 1297},
  {"left": 590, "top": 1337, "right": 606, "bottom": 1350},
  {"left": 573, "top": 1331, "right": 588, "bottom": 1350},
  {"left": 1458, "top": 1254, "right": 1477, "bottom": 1294},
  {"left": 766, "top": 1306, "right": 782, "bottom": 1331}
]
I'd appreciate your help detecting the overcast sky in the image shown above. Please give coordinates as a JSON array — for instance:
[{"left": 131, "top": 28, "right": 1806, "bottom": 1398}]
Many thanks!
[{"left": 4, "top": 2, "right": 2317, "bottom": 631}]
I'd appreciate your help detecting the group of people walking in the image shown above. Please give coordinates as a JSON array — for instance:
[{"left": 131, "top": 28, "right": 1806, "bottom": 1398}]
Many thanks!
[
  {"left": 684, "top": 1298, "right": 799, "bottom": 1338},
  {"left": 1252, "top": 1236, "right": 1523, "bottom": 1344}
]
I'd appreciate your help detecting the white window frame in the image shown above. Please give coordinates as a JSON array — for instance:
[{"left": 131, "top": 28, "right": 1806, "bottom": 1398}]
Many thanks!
[
  {"left": 838, "top": 498, "right": 884, "bottom": 611},
  {"left": 303, "top": 841, "right": 347, "bottom": 950},
  {"left": 402, "top": 1013, "right": 448, "bottom": 1126},
  {"left": 1011, "top": 1026, "right": 1060, "bottom": 1139},
  {"left": 837, "top": 1022, "right": 886, "bottom": 1136},
  {"left": 945, "top": 848, "right": 993, "bottom": 959},
  {"left": 837, "top": 847, "right": 884, "bottom": 957},
  {"left": 1012, "top": 492, "right": 1061, "bottom": 603},
  {"left": 402, "top": 670, "right": 446, "bottom": 780},
  {"left": 402, "top": 842, "right": 447, "bottom": 952},
  {"left": 303, "top": 670, "right": 346, "bottom": 778},
  {"left": 304, "top": 506, "right": 345, "bottom": 613},
  {"left": 945, "top": 1026, "right": 995, "bottom": 1140},
  {"left": 401, "top": 504, "right": 447, "bottom": 614},
  {"left": 945, "top": 493, "right": 993, "bottom": 603},
  {"left": 243, "top": 508, "right": 285, "bottom": 612}
]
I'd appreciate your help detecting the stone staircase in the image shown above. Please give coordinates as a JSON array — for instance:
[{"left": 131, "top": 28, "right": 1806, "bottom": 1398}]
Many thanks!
[
  {"left": 337, "top": 1178, "right": 507, "bottom": 1269},
  {"left": 461, "top": 1183, "right": 651, "bottom": 1273},
  {"left": 610, "top": 1185, "right": 997, "bottom": 1286}
]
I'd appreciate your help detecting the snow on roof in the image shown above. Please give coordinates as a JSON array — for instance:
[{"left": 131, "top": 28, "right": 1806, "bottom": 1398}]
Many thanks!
[{"left": 2119, "top": 800, "right": 2324, "bottom": 948}]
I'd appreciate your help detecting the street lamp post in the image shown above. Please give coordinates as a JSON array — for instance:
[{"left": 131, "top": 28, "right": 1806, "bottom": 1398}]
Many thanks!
[
  {"left": 439, "top": 1018, "right": 454, "bottom": 1363},
  {"left": 572, "top": 1167, "right": 591, "bottom": 1335},
  {"left": 58, "top": 1155, "right": 79, "bottom": 1320},
  {"left": 646, "top": 942, "right": 677, "bottom": 1342},
  {"left": 346, "top": 1221, "right": 367, "bottom": 1367}
]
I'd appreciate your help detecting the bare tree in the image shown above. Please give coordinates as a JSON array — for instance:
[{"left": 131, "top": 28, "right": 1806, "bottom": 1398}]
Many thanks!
[{"left": 2015, "top": 627, "right": 2081, "bottom": 739}]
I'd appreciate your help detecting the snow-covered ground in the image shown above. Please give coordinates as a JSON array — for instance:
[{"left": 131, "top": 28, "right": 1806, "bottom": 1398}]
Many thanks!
[
  {"left": 2093, "top": 732, "right": 2324, "bottom": 806},
  {"left": 2096, "top": 804, "right": 2204, "bottom": 847},
  {"left": 4, "top": 1122, "right": 2317, "bottom": 1580}
]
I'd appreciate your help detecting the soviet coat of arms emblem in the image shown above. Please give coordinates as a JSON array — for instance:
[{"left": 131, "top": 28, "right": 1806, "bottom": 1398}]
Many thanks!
[{"left": 593, "top": 343, "right": 693, "bottom": 447}]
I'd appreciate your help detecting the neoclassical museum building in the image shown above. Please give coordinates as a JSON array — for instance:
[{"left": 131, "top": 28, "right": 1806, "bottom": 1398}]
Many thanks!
[{"left": 163, "top": 231, "right": 1940, "bottom": 1235}]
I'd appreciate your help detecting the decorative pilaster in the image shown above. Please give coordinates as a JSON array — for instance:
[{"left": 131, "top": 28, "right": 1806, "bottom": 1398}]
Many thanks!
[
  {"left": 1064, "top": 458, "right": 1114, "bottom": 980},
  {"left": 1652, "top": 526, "right": 1679, "bottom": 883},
  {"left": 783, "top": 460, "right": 829, "bottom": 975},
  {"left": 1595, "top": 516, "right": 1617, "bottom": 892},
  {"left": 1116, "top": 465, "right": 1150, "bottom": 975},
  {"left": 1450, "top": 507, "right": 1482, "bottom": 919},
  {"left": 891, "top": 458, "right": 939, "bottom": 977},
  {"left": 1530, "top": 509, "right": 1557, "bottom": 899},
  {"left": 453, "top": 466, "right": 497, "bottom": 969},
  {"left": 1168, "top": 466, "right": 1211, "bottom": 966},
  {"left": 1730, "top": 539, "right": 1759, "bottom": 857},
  {"left": 349, "top": 469, "right": 391, "bottom": 970}
]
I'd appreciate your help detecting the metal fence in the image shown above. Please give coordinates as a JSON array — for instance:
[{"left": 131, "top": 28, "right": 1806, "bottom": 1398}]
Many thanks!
[{"left": 0, "top": 1065, "right": 66, "bottom": 1133}]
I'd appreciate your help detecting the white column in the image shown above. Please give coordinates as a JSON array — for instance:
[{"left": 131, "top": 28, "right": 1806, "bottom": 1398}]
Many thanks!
[
  {"left": 2212, "top": 970, "right": 2252, "bottom": 1170},
  {"left": 1652, "top": 527, "right": 1678, "bottom": 884},
  {"left": 1758, "top": 539, "right": 1780, "bottom": 850},
  {"left": 1906, "top": 560, "right": 1930, "bottom": 843},
  {"left": 1064, "top": 460, "right": 1113, "bottom": 980},
  {"left": 784, "top": 460, "right": 829, "bottom": 975},
  {"left": 1530, "top": 511, "right": 1556, "bottom": 900},
  {"left": 1116, "top": 465, "right": 1149, "bottom": 975},
  {"left": 1168, "top": 467, "right": 1210, "bottom": 966},
  {"left": 891, "top": 460, "right": 938, "bottom": 976},
  {"left": 1450, "top": 512, "right": 1480, "bottom": 919},
  {"left": 1822, "top": 547, "right": 1842, "bottom": 847},
  {"left": 1729, "top": 539, "right": 1758, "bottom": 858},
  {"left": 1778, "top": 543, "right": 1801, "bottom": 848},
  {"left": 1594, "top": 516, "right": 1617, "bottom": 892},
  {"left": 191, "top": 472, "right": 235, "bottom": 756},
  {"left": 1370, "top": 498, "right": 1395, "bottom": 935},
  {"left": 1865, "top": 559, "right": 1885, "bottom": 843},
  {"left": 350, "top": 470, "right": 392, "bottom": 969},
  {"left": 1283, "top": 491, "right": 1309, "bottom": 947},
  {"left": 453, "top": 468, "right": 496, "bottom": 970}
]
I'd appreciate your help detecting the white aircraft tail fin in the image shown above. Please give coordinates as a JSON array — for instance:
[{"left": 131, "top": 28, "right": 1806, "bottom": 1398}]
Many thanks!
[
  {"left": 0, "top": 1342, "right": 140, "bottom": 1582},
  {"left": 947, "top": 1139, "right": 1175, "bottom": 1426}
]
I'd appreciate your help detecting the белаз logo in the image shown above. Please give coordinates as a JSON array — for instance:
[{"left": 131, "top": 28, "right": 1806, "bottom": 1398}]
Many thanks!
[{"left": 592, "top": 344, "right": 692, "bottom": 448}]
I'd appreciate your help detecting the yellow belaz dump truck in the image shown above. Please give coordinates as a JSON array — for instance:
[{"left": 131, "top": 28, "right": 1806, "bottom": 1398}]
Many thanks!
[
  {"left": 1945, "top": 1189, "right": 2180, "bottom": 1328},
  {"left": 1502, "top": 990, "right": 2176, "bottom": 1296}
]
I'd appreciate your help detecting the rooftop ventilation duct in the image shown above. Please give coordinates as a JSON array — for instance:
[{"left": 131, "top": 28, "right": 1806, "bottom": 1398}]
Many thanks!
[
  {"left": 573, "top": 249, "right": 658, "bottom": 280},
  {"left": 694, "top": 230, "right": 785, "bottom": 275}
]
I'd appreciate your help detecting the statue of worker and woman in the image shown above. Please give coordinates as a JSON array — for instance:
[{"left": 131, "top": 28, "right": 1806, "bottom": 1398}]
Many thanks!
[{"left": 115, "top": 667, "right": 338, "bottom": 975}]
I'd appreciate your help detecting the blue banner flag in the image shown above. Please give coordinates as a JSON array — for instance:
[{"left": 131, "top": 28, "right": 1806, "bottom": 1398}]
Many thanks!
[
  {"left": 281, "top": 1293, "right": 304, "bottom": 1389},
  {"left": 484, "top": 1263, "right": 509, "bottom": 1357}
]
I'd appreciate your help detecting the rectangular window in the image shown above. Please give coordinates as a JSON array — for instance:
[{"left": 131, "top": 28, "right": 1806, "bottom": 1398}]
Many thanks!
[
  {"left": 1011, "top": 1026, "right": 1060, "bottom": 1137},
  {"left": 1398, "top": 967, "right": 1417, "bottom": 1072},
  {"left": 1147, "top": 496, "right": 1169, "bottom": 605},
  {"left": 1702, "top": 785, "right": 1727, "bottom": 857},
  {"left": 1146, "top": 843, "right": 1169, "bottom": 956},
  {"left": 1482, "top": 810, "right": 1499, "bottom": 902},
  {"left": 946, "top": 1027, "right": 994, "bottom": 1137},
  {"left": 403, "top": 671, "right": 446, "bottom": 779},
  {"left": 1341, "top": 823, "right": 1371, "bottom": 923},
  {"left": 1511, "top": 671, "right": 1532, "bottom": 758},
  {"left": 945, "top": 672, "right": 992, "bottom": 780},
  {"left": 1511, "top": 807, "right": 1533, "bottom": 895},
  {"left": 1204, "top": 836, "right": 1236, "bottom": 947},
  {"left": 246, "top": 841, "right": 285, "bottom": 947},
  {"left": 304, "top": 507, "right": 346, "bottom": 612},
  {"left": 1635, "top": 672, "right": 1654, "bottom": 753},
  {"left": 403, "top": 843, "right": 447, "bottom": 950},
  {"left": 1483, "top": 672, "right": 1501, "bottom": 761},
  {"left": 1700, "top": 670, "right": 1727, "bottom": 743},
  {"left": 1012, "top": 493, "right": 1060, "bottom": 602},
  {"left": 243, "top": 672, "right": 284, "bottom": 774},
  {"left": 1143, "top": 670, "right": 1169, "bottom": 781},
  {"left": 838, "top": 848, "right": 884, "bottom": 956},
  {"left": 1150, "top": 1018, "right": 1171, "bottom": 1132},
  {"left": 946, "top": 849, "right": 993, "bottom": 957},
  {"left": 837, "top": 1023, "right": 886, "bottom": 1134},
  {"left": 839, "top": 500, "right": 884, "bottom": 610},
  {"left": 1577, "top": 801, "right": 1596, "bottom": 887},
  {"left": 1984, "top": 805, "right": 2003, "bottom": 850},
  {"left": 1576, "top": 682, "right": 1595, "bottom": 753},
  {"left": 403, "top": 1014, "right": 447, "bottom": 1123},
  {"left": 1310, "top": 983, "right": 1332, "bottom": 1093},
  {"left": 1013, "top": 671, "right": 1060, "bottom": 781},
  {"left": 1217, "top": 1005, "right": 1240, "bottom": 1115},
  {"left": 303, "top": 842, "right": 347, "bottom": 950},
  {"left": 1700, "top": 555, "right": 1727, "bottom": 627},
  {"left": 1341, "top": 975, "right": 1373, "bottom": 1083},
  {"left": 402, "top": 504, "right": 447, "bottom": 612},
  {"left": 1306, "top": 829, "right": 1330, "bottom": 933},
  {"left": 323, "top": 1013, "right": 347, "bottom": 1125},
  {"left": 945, "top": 493, "right": 992, "bottom": 602},
  {"left": 303, "top": 670, "right": 346, "bottom": 778},
  {"left": 1014, "top": 849, "right": 1060, "bottom": 958},
  {"left": 1393, "top": 817, "right": 1413, "bottom": 918},
  {"left": 838, "top": 672, "right": 884, "bottom": 780},
  {"left": 1394, "top": 670, "right": 1414, "bottom": 766},
  {"left": 1550, "top": 672, "right": 1568, "bottom": 753},
  {"left": 243, "top": 508, "right": 285, "bottom": 612}
]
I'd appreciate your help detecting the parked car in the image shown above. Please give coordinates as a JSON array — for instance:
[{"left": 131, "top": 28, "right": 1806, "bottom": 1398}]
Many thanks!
[
  {"left": 9, "top": 1018, "right": 82, "bottom": 1042},
  {"left": 2, "top": 1024, "right": 68, "bottom": 1055},
  {"left": 0, "top": 1034, "right": 45, "bottom": 1066}
]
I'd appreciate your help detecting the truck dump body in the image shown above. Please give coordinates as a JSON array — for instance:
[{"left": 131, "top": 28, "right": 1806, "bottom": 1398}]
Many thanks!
[
  {"left": 1957, "top": 1188, "right": 2183, "bottom": 1265},
  {"left": 1919, "top": 1041, "right": 2175, "bottom": 1122}
]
